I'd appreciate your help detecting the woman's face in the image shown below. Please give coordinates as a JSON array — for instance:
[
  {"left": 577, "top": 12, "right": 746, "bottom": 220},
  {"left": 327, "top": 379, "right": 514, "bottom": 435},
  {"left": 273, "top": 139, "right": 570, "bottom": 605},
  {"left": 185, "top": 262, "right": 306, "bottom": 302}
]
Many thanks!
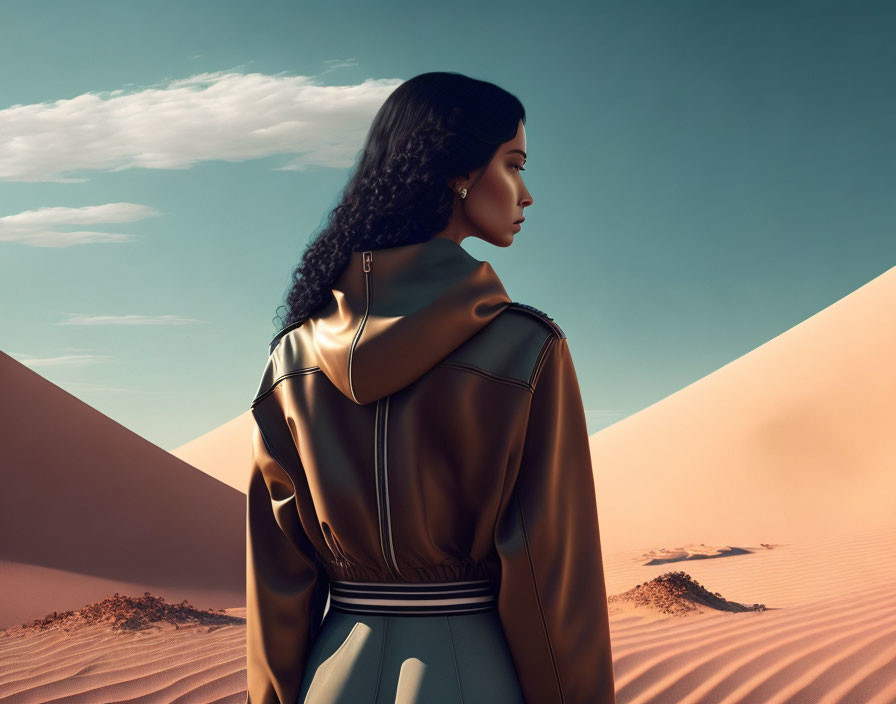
[{"left": 439, "top": 119, "right": 533, "bottom": 248}]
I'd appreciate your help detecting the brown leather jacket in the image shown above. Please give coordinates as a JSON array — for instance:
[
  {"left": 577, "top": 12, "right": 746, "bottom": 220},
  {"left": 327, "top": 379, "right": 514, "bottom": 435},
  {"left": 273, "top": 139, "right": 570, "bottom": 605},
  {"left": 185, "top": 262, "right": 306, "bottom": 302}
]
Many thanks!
[{"left": 245, "top": 236, "right": 616, "bottom": 704}]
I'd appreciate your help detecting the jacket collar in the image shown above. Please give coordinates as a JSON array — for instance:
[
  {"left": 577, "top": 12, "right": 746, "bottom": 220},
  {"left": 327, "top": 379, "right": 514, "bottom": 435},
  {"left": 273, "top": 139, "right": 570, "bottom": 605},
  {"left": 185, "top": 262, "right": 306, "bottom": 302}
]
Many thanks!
[{"left": 305, "top": 236, "right": 511, "bottom": 405}]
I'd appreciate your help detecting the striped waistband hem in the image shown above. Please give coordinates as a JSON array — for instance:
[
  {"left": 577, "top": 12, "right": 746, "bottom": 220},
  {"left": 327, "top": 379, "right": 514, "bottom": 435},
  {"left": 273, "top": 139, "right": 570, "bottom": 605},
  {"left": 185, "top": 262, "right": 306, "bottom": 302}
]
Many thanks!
[{"left": 328, "top": 578, "right": 497, "bottom": 616}]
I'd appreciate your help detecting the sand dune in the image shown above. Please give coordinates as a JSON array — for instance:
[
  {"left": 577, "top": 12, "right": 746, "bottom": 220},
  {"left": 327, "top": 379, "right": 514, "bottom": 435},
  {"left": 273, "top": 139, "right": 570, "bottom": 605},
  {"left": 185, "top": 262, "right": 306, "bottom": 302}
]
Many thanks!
[
  {"left": 591, "top": 264, "right": 896, "bottom": 557},
  {"left": 169, "top": 410, "right": 255, "bottom": 494},
  {"left": 0, "top": 351, "right": 246, "bottom": 630}
]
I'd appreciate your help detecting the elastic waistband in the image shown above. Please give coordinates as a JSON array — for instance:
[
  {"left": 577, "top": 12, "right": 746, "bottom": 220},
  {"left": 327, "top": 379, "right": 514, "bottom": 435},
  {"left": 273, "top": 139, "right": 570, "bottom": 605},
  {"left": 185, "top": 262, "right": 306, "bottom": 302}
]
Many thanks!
[{"left": 329, "top": 579, "right": 497, "bottom": 617}]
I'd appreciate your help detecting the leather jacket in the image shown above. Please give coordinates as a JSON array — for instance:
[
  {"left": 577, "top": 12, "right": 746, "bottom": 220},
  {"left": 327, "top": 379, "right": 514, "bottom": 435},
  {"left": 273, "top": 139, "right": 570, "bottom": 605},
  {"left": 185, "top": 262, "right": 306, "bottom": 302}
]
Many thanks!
[{"left": 245, "top": 236, "right": 616, "bottom": 703}]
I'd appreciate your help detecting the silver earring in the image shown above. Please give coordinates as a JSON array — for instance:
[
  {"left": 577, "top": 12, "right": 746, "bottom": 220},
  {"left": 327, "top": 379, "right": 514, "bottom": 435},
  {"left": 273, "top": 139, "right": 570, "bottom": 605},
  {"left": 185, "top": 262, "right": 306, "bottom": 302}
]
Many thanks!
[{"left": 457, "top": 187, "right": 467, "bottom": 199}]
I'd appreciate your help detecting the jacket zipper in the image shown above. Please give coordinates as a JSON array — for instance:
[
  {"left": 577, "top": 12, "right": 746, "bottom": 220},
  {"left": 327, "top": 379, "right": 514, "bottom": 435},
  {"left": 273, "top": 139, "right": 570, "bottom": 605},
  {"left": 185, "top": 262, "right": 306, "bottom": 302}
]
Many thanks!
[
  {"left": 360, "top": 250, "right": 404, "bottom": 581},
  {"left": 348, "top": 251, "right": 374, "bottom": 404}
]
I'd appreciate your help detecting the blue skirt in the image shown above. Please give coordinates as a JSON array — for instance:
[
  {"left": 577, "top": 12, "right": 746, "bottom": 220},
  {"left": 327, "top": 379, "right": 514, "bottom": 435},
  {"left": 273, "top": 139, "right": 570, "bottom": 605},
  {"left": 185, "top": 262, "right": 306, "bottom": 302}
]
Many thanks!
[{"left": 297, "top": 579, "right": 527, "bottom": 704}]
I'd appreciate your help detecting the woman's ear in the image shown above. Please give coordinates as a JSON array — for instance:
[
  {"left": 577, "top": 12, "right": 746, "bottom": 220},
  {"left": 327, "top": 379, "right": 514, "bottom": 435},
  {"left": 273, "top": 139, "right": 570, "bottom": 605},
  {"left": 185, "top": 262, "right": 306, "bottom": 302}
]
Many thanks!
[{"left": 446, "top": 172, "right": 472, "bottom": 191}]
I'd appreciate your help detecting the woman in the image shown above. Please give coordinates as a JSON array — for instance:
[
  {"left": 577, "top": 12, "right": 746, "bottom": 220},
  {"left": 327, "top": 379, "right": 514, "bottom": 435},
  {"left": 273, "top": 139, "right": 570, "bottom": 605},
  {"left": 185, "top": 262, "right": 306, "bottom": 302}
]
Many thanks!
[{"left": 245, "top": 71, "right": 616, "bottom": 704}]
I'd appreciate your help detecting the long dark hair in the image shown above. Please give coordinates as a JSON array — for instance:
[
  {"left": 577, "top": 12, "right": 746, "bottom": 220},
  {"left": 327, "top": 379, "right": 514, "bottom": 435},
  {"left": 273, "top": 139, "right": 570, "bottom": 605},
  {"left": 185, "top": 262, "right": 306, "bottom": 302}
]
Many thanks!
[{"left": 272, "top": 71, "right": 526, "bottom": 332}]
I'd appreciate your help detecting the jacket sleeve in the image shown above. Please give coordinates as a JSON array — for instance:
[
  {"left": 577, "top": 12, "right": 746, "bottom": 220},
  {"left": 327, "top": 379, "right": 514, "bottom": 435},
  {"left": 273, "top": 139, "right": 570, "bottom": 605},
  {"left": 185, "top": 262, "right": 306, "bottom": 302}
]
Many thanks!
[
  {"left": 245, "top": 394, "right": 330, "bottom": 704},
  {"left": 494, "top": 335, "right": 617, "bottom": 704}
]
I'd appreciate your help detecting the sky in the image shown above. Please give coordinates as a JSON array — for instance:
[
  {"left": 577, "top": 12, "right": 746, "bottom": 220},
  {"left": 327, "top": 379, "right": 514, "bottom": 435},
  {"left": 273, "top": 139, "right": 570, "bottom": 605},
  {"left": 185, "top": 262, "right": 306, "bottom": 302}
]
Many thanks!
[{"left": 1, "top": 0, "right": 894, "bottom": 451}]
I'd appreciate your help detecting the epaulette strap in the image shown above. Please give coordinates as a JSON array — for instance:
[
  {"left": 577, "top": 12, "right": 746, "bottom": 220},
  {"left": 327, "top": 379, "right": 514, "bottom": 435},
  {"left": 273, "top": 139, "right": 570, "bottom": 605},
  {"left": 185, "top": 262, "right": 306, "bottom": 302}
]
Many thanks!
[
  {"left": 507, "top": 301, "right": 566, "bottom": 339},
  {"left": 268, "top": 320, "right": 304, "bottom": 356}
]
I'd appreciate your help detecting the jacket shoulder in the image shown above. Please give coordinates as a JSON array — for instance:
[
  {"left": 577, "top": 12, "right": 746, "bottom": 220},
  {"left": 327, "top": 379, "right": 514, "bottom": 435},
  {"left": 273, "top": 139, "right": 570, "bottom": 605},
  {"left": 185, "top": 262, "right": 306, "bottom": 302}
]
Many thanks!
[
  {"left": 504, "top": 301, "right": 566, "bottom": 340},
  {"left": 433, "top": 301, "right": 566, "bottom": 392}
]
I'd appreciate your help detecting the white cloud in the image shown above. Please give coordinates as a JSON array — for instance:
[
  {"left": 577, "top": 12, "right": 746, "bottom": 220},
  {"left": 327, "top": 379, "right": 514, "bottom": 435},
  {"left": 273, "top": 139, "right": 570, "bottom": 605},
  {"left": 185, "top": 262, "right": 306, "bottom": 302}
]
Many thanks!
[
  {"left": 0, "top": 202, "right": 159, "bottom": 247},
  {"left": 0, "top": 71, "right": 403, "bottom": 183},
  {"left": 56, "top": 313, "right": 207, "bottom": 326}
]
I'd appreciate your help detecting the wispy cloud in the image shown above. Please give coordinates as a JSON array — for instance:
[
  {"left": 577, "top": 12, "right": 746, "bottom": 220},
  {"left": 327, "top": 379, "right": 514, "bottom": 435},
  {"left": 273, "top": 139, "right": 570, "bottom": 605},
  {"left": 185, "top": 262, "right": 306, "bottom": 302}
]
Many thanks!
[
  {"left": 319, "top": 59, "right": 360, "bottom": 74},
  {"left": 0, "top": 71, "right": 403, "bottom": 183},
  {"left": 60, "top": 381, "right": 161, "bottom": 395},
  {"left": 56, "top": 313, "right": 206, "bottom": 326},
  {"left": 0, "top": 202, "right": 159, "bottom": 247},
  {"left": 11, "top": 353, "right": 115, "bottom": 368}
]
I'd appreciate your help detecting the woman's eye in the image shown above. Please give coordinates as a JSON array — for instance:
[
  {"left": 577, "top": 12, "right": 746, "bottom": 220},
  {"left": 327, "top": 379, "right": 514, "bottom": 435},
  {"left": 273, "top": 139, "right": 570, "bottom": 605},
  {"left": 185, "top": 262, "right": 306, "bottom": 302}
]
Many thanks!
[{"left": 512, "top": 164, "right": 526, "bottom": 171}]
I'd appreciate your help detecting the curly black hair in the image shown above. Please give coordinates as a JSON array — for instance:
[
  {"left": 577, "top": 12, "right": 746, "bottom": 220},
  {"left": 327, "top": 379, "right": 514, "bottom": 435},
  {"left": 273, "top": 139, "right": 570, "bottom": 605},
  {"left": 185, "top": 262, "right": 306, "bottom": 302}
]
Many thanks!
[{"left": 272, "top": 71, "right": 526, "bottom": 332}]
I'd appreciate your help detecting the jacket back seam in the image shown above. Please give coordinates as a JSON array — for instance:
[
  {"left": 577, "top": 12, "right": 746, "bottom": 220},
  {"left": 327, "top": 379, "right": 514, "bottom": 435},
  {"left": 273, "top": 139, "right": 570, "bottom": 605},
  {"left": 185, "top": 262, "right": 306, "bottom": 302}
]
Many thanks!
[
  {"left": 434, "top": 361, "right": 535, "bottom": 393},
  {"left": 253, "top": 360, "right": 546, "bottom": 407}
]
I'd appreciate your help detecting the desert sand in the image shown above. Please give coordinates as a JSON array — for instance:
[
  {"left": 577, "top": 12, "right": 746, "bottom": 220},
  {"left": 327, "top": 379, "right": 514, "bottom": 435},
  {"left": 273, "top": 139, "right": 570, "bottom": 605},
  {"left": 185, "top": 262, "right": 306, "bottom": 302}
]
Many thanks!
[{"left": 2, "top": 264, "right": 895, "bottom": 702}]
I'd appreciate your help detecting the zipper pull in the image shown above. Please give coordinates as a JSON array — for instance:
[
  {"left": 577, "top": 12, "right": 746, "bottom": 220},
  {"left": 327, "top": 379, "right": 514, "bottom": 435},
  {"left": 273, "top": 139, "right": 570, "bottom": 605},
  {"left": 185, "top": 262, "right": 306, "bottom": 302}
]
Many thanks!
[{"left": 362, "top": 251, "right": 372, "bottom": 272}]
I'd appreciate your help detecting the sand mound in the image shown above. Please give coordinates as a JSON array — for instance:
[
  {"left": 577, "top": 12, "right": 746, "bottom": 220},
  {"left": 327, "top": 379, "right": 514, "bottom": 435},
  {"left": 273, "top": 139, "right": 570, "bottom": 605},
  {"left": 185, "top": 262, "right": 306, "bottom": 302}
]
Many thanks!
[
  {"left": 1, "top": 592, "right": 245, "bottom": 635},
  {"left": 609, "top": 571, "right": 768, "bottom": 616}
]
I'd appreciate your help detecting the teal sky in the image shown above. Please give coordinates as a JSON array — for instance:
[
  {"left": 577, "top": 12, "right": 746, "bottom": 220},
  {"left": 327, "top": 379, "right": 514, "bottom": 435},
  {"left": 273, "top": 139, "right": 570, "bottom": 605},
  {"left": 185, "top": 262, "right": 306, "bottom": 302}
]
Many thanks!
[{"left": 1, "top": 0, "right": 894, "bottom": 451}]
